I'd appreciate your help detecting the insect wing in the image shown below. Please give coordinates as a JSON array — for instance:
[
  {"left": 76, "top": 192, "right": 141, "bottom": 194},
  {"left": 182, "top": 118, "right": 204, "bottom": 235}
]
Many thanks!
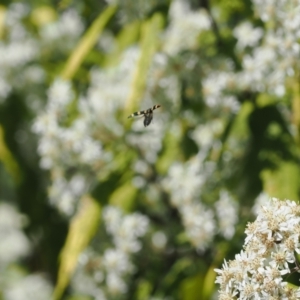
[
  {"left": 152, "top": 104, "right": 161, "bottom": 111},
  {"left": 127, "top": 109, "right": 146, "bottom": 119},
  {"left": 143, "top": 112, "right": 153, "bottom": 127},
  {"left": 128, "top": 104, "right": 161, "bottom": 126}
]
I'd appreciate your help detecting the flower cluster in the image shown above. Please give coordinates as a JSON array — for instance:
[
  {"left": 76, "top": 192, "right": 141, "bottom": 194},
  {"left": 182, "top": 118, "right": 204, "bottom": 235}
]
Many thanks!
[
  {"left": 0, "top": 203, "right": 53, "bottom": 299},
  {"left": 0, "top": 3, "right": 40, "bottom": 102},
  {"left": 0, "top": 203, "right": 30, "bottom": 265},
  {"left": 72, "top": 206, "right": 149, "bottom": 298},
  {"left": 215, "top": 198, "right": 300, "bottom": 299},
  {"left": 32, "top": 47, "right": 144, "bottom": 215},
  {"left": 163, "top": 155, "right": 238, "bottom": 250},
  {"left": 162, "top": 0, "right": 211, "bottom": 55},
  {"left": 32, "top": 78, "right": 102, "bottom": 214},
  {"left": 233, "top": 0, "right": 300, "bottom": 96},
  {"left": 40, "top": 9, "right": 84, "bottom": 52}
]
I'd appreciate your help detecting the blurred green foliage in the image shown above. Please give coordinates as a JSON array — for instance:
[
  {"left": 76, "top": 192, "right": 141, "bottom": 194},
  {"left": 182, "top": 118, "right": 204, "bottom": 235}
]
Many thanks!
[{"left": 1, "top": 0, "right": 300, "bottom": 299}]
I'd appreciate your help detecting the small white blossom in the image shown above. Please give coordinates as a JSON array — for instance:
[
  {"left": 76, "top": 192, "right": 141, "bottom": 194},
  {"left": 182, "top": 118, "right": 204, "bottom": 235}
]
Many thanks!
[
  {"left": 103, "top": 249, "right": 133, "bottom": 275},
  {"left": 0, "top": 204, "right": 31, "bottom": 265},
  {"left": 103, "top": 206, "right": 123, "bottom": 235},
  {"left": 47, "top": 78, "right": 73, "bottom": 109},
  {"left": 163, "top": 0, "right": 211, "bottom": 55},
  {"left": 215, "top": 198, "right": 300, "bottom": 298},
  {"left": 106, "top": 272, "right": 127, "bottom": 295},
  {"left": 215, "top": 190, "right": 238, "bottom": 239},
  {"left": 4, "top": 274, "right": 53, "bottom": 300},
  {"left": 233, "top": 22, "right": 263, "bottom": 50},
  {"left": 40, "top": 9, "right": 84, "bottom": 50},
  {"left": 152, "top": 231, "right": 167, "bottom": 249}
]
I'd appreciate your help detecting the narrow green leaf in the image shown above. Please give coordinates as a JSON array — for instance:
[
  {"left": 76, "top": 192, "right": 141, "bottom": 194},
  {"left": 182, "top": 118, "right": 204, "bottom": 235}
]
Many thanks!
[
  {"left": 202, "top": 265, "right": 216, "bottom": 300},
  {"left": 157, "top": 130, "right": 182, "bottom": 175},
  {"left": 109, "top": 182, "right": 137, "bottom": 212},
  {"left": 135, "top": 279, "right": 152, "bottom": 300},
  {"left": 124, "top": 13, "right": 164, "bottom": 118},
  {"left": 163, "top": 258, "right": 193, "bottom": 288},
  {"left": 53, "top": 195, "right": 101, "bottom": 300},
  {"left": 291, "top": 77, "right": 300, "bottom": 145},
  {"left": 61, "top": 5, "right": 117, "bottom": 80},
  {"left": 104, "top": 20, "right": 141, "bottom": 67},
  {"left": 0, "top": 5, "right": 6, "bottom": 39},
  {"left": 0, "top": 125, "right": 21, "bottom": 184},
  {"left": 180, "top": 271, "right": 203, "bottom": 300}
]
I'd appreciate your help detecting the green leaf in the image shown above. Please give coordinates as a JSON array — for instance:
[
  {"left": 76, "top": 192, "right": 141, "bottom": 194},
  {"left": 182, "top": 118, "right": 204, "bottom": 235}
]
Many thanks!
[
  {"left": 135, "top": 279, "right": 152, "bottom": 300},
  {"left": 202, "top": 265, "right": 217, "bottom": 300},
  {"left": 124, "top": 13, "right": 164, "bottom": 118},
  {"left": 104, "top": 20, "right": 141, "bottom": 67},
  {"left": 163, "top": 258, "right": 193, "bottom": 288},
  {"left": 261, "top": 161, "right": 299, "bottom": 201},
  {"left": 0, "top": 125, "right": 21, "bottom": 184},
  {"left": 180, "top": 271, "right": 203, "bottom": 300},
  {"left": 31, "top": 6, "right": 56, "bottom": 27},
  {"left": 53, "top": 195, "right": 101, "bottom": 300},
  {"left": 61, "top": 5, "right": 117, "bottom": 80},
  {"left": 109, "top": 182, "right": 138, "bottom": 212},
  {"left": 0, "top": 5, "right": 6, "bottom": 38},
  {"left": 157, "top": 130, "right": 182, "bottom": 175}
]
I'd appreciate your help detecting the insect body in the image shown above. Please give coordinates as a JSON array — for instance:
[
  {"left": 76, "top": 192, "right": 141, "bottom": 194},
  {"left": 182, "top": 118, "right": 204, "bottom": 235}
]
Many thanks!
[{"left": 128, "top": 104, "right": 161, "bottom": 127}]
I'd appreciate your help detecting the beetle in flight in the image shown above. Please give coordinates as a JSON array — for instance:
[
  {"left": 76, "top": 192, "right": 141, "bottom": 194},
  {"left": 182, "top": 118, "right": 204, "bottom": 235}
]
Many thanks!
[{"left": 128, "top": 104, "right": 161, "bottom": 127}]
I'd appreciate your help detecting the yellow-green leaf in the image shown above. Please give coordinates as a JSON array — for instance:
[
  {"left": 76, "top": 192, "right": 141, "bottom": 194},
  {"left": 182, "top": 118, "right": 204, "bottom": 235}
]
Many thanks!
[
  {"left": 157, "top": 129, "right": 182, "bottom": 175},
  {"left": 124, "top": 13, "right": 164, "bottom": 118},
  {"left": 261, "top": 161, "right": 299, "bottom": 201},
  {"left": 104, "top": 20, "right": 141, "bottom": 67},
  {"left": 202, "top": 265, "right": 216, "bottom": 300},
  {"left": 180, "top": 271, "right": 203, "bottom": 300},
  {"left": 109, "top": 182, "right": 137, "bottom": 212},
  {"left": 31, "top": 6, "right": 56, "bottom": 26},
  {"left": 61, "top": 5, "right": 117, "bottom": 80},
  {"left": 135, "top": 279, "right": 152, "bottom": 300},
  {"left": 0, "top": 125, "right": 21, "bottom": 184},
  {"left": 0, "top": 5, "right": 5, "bottom": 39},
  {"left": 53, "top": 195, "right": 101, "bottom": 300}
]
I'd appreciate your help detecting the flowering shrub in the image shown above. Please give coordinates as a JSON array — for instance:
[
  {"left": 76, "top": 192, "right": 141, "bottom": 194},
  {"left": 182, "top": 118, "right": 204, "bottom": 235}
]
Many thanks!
[
  {"left": 1, "top": 0, "right": 300, "bottom": 299},
  {"left": 216, "top": 198, "right": 300, "bottom": 299}
]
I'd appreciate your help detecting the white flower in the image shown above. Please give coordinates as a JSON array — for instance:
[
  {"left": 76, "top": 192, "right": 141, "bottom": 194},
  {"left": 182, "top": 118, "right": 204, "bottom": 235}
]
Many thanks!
[
  {"left": 191, "top": 120, "right": 223, "bottom": 149},
  {"left": 202, "top": 71, "right": 240, "bottom": 112},
  {"left": 233, "top": 22, "right": 263, "bottom": 50},
  {"left": 181, "top": 202, "right": 216, "bottom": 250},
  {"left": 121, "top": 213, "right": 149, "bottom": 238},
  {"left": 0, "top": 203, "right": 27, "bottom": 229},
  {"left": 106, "top": 272, "right": 127, "bottom": 295},
  {"left": 0, "top": 75, "right": 11, "bottom": 100},
  {"left": 114, "top": 236, "right": 142, "bottom": 253},
  {"left": 47, "top": 78, "right": 73, "bottom": 109},
  {"left": 215, "top": 190, "right": 238, "bottom": 239},
  {"left": 0, "top": 204, "right": 31, "bottom": 265},
  {"left": 103, "top": 206, "right": 123, "bottom": 235},
  {"left": 103, "top": 249, "right": 133, "bottom": 275},
  {"left": 252, "top": 192, "right": 270, "bottom": 215},
  {"left": 40, "top": 9, "right": 83, "bottom": 46},
  {"left": 0, "top": 39, "right": 39, "bottom": 69},
  {"left": 71, "top": 267, "right": 103, "bottom": 298},
  {"left": 215, "top": 198, "right": 300, "bottom": 298},
  {"left": 4, "top": 274, "right": 53, "bottom": 300},
  {"left": 163, "top": 0, "right": 211, "bottom": 55},
  {"left": 0, "top": 228, "right": 31, "bottom": 264},
  {"left": 152, "top": 231, "right": 167, "bottom": 249},
  {"left": 163, "top": 157, "right": 205, "bottom": 205}
]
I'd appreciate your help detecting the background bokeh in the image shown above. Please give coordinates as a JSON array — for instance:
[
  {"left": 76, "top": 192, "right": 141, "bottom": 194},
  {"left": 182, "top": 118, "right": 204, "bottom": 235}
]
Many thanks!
[{"left": 1, "top": 0, "right": 300, "bottom": 299}]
